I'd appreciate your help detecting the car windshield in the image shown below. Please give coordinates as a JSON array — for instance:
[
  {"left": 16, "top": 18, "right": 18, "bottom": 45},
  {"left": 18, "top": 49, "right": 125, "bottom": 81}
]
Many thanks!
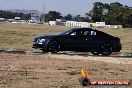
[{"left": 59, "top": 28, "right": 74, "bottom": 35}]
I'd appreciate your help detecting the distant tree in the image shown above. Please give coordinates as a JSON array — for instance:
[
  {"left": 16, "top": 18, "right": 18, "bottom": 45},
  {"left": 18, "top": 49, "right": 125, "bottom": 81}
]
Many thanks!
[
  {"left": 123, "top": 7, "right": 132, "bottom": 27},
  {"left": 73, "top": 15, "right": 81, "bottom": 21},
  {"left": 79, "top": 17, "right": 87, "bottom": 22},
  {"left": 0, "top": 10, "right": 31, "bottom": 20},
  {"left": 89, "top": 2, "right": 104, "bottom": 22},
  {"left": 108, "top": 2, "right": 124, "bottom": 25},
  {"left": 45, "top": 11, "right": 62, "bottom": 21},
  {"left": 85, "top": 13, "right": 91, "bottom": 22},
  {"left": 73, "top": 15, "right": 87, "bottom": 22},
  {"left": 88, "top": 2, "right": 132, "bottom": 27},
  {"left": 64, "top": 14, "right": 72, "bottom": 20}
]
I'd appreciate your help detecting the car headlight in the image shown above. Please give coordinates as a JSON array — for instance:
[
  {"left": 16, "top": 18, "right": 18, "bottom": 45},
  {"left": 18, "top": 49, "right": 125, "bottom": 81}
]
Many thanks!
[{"left": 39, "top": 39, "right": 46, "bottom": 43}]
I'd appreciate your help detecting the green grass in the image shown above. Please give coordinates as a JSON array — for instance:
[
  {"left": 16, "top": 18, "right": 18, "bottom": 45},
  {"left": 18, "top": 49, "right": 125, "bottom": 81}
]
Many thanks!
[{"left": 0, "top": 23, "right": 132, "bottom": 52}]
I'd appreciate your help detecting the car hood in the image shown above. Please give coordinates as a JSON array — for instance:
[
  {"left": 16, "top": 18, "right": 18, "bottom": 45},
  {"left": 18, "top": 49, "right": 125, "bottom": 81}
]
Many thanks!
[{"left": 36, "top": 35, "right": 57, "bottom": 39}]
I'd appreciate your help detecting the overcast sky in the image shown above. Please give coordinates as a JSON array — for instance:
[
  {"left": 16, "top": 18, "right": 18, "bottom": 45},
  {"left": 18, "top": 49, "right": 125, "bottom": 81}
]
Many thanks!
[{"left": 0, "top": 0, "right": 131, "bottom": 16}]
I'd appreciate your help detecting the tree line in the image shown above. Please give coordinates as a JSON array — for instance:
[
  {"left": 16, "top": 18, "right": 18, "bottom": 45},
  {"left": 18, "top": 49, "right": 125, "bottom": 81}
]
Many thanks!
[
  {"left": 89, "top": 2, "right": 132, "bottom": 28},
  {"left": 0, "top": 10, "right": 31, "bottom": 20},
  {"left": 45, "top": 11, "right": 89, "bottom": 22},
  {"left": 0, "top": 2, "right": 132, "bottom": 27},
  {"left": 44, "top": 2, "right": 132, "bottom": 28}
]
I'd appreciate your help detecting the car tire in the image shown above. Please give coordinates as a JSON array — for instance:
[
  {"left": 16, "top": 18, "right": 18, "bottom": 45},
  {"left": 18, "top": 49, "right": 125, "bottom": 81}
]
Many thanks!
[
  {"left": 101, "top": 43, "right": 112, "bottom": 56},
  {"left": 48, "top": 41, "right": 60, "bottom": 53},
  {"left": 41, "top": 49, "right": 49, "bottom": 53}
]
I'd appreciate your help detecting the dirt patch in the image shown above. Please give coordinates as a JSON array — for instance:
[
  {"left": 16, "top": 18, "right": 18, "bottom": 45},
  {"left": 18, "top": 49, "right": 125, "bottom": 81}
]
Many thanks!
[
  {"left": 51, "top": 54, "right": 132, "bottom": 64},
  {"left": 0, "top": 53, "right": 132, "bottom": 88}
]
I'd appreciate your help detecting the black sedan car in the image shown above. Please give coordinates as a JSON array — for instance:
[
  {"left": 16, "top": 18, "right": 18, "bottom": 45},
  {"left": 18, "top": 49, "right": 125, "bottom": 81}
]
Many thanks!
[{"left": 33, "top": 28, "right": 122, "bottom": 56}]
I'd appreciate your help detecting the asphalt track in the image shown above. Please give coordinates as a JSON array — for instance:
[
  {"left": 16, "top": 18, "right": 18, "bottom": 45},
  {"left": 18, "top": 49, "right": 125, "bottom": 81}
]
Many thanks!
[{"left": 0, "top": 49, "right": 132, "bottom": 58}]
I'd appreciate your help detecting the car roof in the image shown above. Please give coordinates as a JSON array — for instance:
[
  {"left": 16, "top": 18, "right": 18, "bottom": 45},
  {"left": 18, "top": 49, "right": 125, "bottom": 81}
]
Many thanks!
[
  {"left": 71, "top": 28, "right": 96, "bottom": 31},
  {"left": 69, "top": 28, "right": 114, "bottom": 37}
]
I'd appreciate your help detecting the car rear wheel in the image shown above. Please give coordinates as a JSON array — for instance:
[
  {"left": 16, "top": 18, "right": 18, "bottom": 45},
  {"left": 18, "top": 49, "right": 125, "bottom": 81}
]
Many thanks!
[
  {"left": 101, "top": 43, "right": 112, "bottom": 56},
  {"left": 48, "top": 41, "right": 60, "bottom": 53}
]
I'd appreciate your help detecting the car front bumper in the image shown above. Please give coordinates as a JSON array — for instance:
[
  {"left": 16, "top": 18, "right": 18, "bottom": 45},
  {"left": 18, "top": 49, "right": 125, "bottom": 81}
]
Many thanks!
[{"left": 32, "top": 43, "right": 43, "bottom": 49}]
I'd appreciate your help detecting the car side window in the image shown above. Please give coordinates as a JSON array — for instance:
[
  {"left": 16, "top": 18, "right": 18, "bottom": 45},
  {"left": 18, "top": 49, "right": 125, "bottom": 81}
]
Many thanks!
[
  {"left": 84, "top": 31, "right": 88, "bottom": 36},
  {"left": 91, "top": 31, "right": 96, "bottom": 36},
  {"left": 82, "top": 30, "right": 90, "bottom": 36},
  {"left": 70, "top": 30, "right": 82, "bottom": 36},
  {"left": 71, "top": 32, "right": 77, "bottom": 36}
]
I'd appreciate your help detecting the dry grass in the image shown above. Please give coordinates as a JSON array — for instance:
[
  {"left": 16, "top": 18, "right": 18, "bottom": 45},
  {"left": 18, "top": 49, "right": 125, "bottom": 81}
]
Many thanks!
[
  {"left": 0, "top": 23, "right": 132, "bottom": 52},
  {"left": 0, "top": 23, "right": 71, "bottom": 50}
]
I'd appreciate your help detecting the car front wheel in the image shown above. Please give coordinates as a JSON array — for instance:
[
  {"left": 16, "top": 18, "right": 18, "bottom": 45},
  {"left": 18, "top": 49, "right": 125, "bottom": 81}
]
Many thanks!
[
  {"left": 48, "top": 41, "right": 60, "bottom": 53},
  {"left": 101, "top": 43, "right": 112, "bottom": 56},
  {"left": 41, "top": 49, "right": 49, "bottom": 53}
]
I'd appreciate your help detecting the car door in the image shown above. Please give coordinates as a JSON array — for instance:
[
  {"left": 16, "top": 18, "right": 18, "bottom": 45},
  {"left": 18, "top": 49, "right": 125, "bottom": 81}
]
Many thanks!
[
  {"left": 79, "top": 29, "right": 99, "bottom": 51},
  {"left": 61, "top": 29, "right": 84, "bottom": 51},
  {"left": 80, "top": 29, "right": 92, "bottom": 51},
  {"left": 85, "top": 29, "right": 100, "bottom": 51}
]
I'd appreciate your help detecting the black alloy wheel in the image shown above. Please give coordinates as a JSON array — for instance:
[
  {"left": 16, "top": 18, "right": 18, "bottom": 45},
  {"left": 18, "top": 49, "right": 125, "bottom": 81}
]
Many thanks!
[
  {"left": 41, "top": 49, "right": 49, "bottom": 53},
  {"left": 101, "top": 43, "right": 112, "bottom": 56},
  {"left": 48, "top": 41, "right": 60, "bottom": 53}
]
